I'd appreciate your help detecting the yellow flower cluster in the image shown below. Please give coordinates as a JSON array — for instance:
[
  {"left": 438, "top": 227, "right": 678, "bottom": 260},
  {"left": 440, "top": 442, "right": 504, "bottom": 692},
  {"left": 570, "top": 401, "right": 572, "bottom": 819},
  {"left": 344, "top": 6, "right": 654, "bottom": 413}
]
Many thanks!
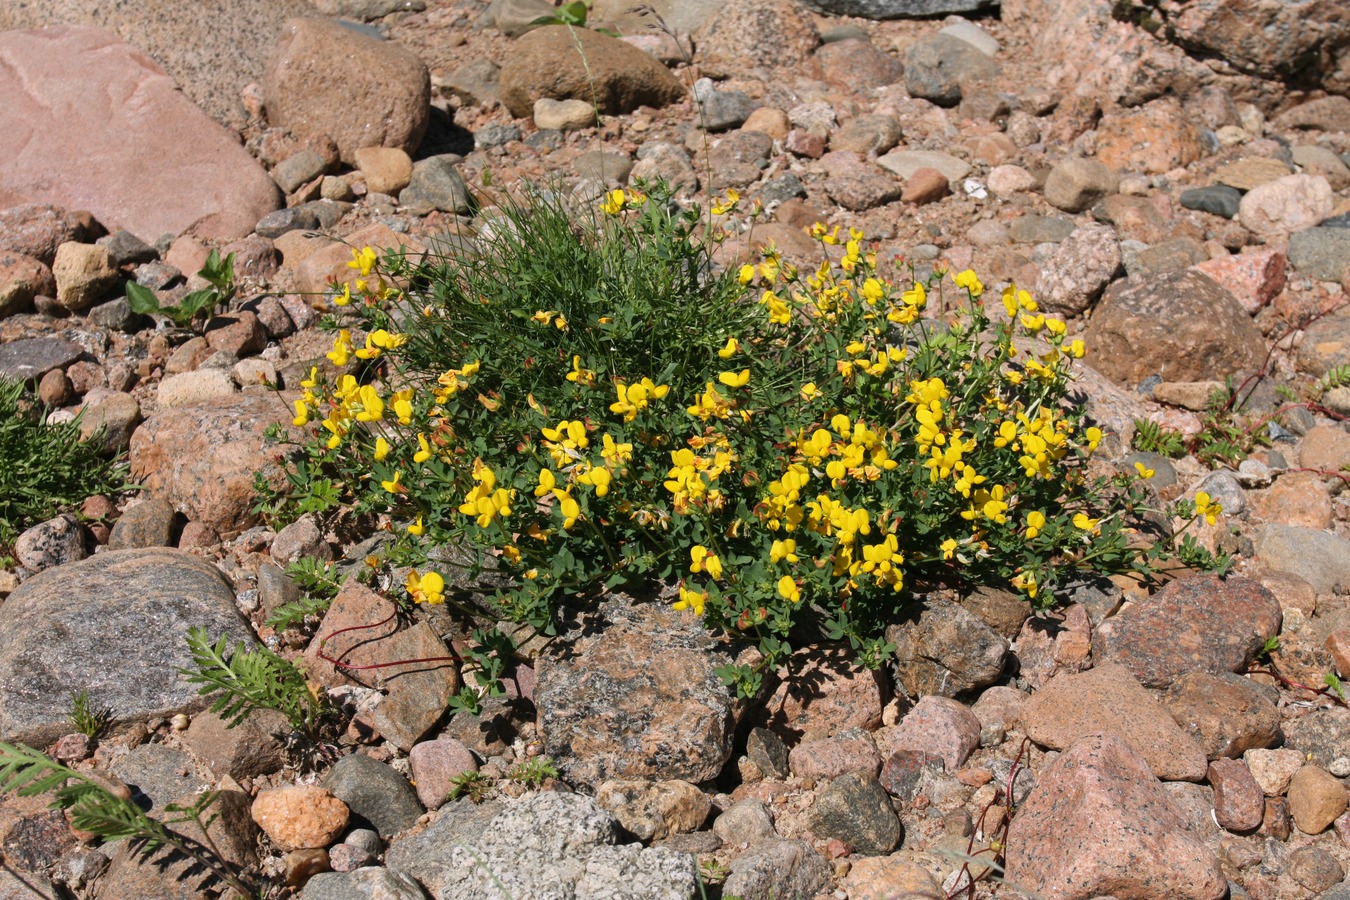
[
  {"left": 609, "top": 378, "right": 669, "bottom": 422},
  {"left": 459, "top": 459, "right": 513, "bottom": 528}
]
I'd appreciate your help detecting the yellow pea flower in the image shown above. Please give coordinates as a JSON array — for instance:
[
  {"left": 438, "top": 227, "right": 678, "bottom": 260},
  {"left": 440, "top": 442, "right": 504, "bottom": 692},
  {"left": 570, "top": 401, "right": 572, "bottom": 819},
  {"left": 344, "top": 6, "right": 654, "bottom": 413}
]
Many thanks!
[
  {"left": 535, "top": 468, "right": 557, "bottom": 498},
  {"left": 1194, "top": 492, "right": 1222, "bottom": 526},
  {"left": 953, "top": 270, "right": 984, "bottom": 297},
  {"left": 690, "top": 545, "right": 723, "bottom": 580},
  {"left": 673, "top": 583, "right": 708, "bottom": 616},
  {"left": 600, "top": 189, "right": 626, "bottom": 216},
  {"left": 718, "top": 337, "right": 740, "bottom": 359},
  {"left": 414, "top": 434, "right": 432, "bottom": 463},
  {"left": 710, "top": 190, "right": 740, "bottom": 215},
  {"left": 557, "top": 490, "right": 581, "bottom": 529},
  {"left": 333, "top": 283, "right": 352, "bottom": 306},
  {"left": 800, "top": 382, "right": 820, "bottom": 401},
  {"left": 777, "top": 575, "right": 801, "bottom": 603},
  {"left": 327, "top": 330, "right": 354, "bottom": 366},
  {"left": 354, "top": 385, "right": 384, "bottom": 422},
  {"left": 407, "top": 516, "right": 425, "bottom": 536},
  {"left": 1072, "top": 512, "right": 1099, "bottom": 531},
  {"left": 1134, "top": 461, "right": 1155, "bottom": 479},
  {"left": 1025, "top": 510, "right": 1046, "bottom": 539},
  {"left": 381, "top": 470, "right": 403, "bottom": 494},
  {"left": 374, "top": 437, "right": 390, "bottom": 461},
  {"left": 1084, "top": 427, "right": 1103, "bottom": 452},
  {"left": 770, "top": 539, "right": 799, "bottom": 564},
  {"left": 292, "top": 398, "right": 310, "bottom": 427},
  {"left": 405, "top": 569, "right": 445, "bottom": 605},
  {"left": 738, "top": 264, "right": 756, "bottom": 284},
  {"left": 347, "top": 246, "right": 378, "bottom": 277},
  {"left": 718, "top": 369, "right": 750, "bottom": 389}
]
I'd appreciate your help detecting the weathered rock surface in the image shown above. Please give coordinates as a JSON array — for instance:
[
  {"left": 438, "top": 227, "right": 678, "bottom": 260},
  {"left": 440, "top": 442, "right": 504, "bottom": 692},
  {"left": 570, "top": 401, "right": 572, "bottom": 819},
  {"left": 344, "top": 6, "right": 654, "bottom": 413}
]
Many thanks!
[
  {"left": 1083, "top": 270, "right": 1267, "bottom": 387},
  {"left": 264, "top": 17, "right": 430, "bottom": 164},
  {"left": 1093, "top": 574, "right": 1282, "bottom": 689},
  {"left": 1020, "top": 663, "right": 1209, "bottom": 781},
  {"left": 499, "top": 26, "right": 684, "bottom": 119},
  {"left": 0, "top": 548, "right": 253, "bottom": 746},
  {"left": 535, "top": 597, "right": 734, "bottom": 788},
  {"left": 432, "top": 791, "right": 698, "bottom": 900},
  {"left": 128, "top": 392, "right": 302, "bottom": 538},
  {"left": 1005, "top": 732, "right": 1227, "bottom": 900},
  {"left": 0, "top": 27, "right": 280, "bottom": 241}
]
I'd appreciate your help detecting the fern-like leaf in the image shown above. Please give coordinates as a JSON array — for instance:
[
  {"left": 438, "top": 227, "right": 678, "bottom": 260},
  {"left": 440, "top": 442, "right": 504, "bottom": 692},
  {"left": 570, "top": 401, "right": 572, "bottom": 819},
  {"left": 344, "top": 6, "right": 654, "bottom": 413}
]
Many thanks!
[
  {"left": 264, "top": 595, "right": 334, "bottom": 631},
  {"left": 179, "top": 627, "right": 324, "bottom": 739}
]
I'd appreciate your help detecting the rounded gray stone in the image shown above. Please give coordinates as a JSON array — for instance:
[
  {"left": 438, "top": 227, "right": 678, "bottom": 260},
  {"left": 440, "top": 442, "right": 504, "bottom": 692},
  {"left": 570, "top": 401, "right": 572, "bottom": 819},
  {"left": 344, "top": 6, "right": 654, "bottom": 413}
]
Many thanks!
[{"left": 0, "top": 548, "right": 253, "bottom": 746}]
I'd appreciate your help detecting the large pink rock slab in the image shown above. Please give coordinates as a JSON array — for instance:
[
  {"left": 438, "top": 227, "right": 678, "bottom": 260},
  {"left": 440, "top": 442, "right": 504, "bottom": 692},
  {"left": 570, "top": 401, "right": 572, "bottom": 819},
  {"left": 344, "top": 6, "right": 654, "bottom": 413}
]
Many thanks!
[
  {"left": 0, "top": 27, "right": 280, "bottom": 241},
  {"left": 1006, "top": 732, "right": 1227, "bottom": 900}
]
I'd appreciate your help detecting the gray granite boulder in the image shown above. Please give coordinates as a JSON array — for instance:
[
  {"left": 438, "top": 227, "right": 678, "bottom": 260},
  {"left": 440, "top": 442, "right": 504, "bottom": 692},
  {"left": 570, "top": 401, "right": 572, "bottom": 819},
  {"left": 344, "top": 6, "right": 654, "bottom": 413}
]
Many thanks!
[
  {"left": 0, "top": 548, "right": 253, "bottom": 746},
  {"left": 433, "top": 791, "right": 698, "bottom": 900}
]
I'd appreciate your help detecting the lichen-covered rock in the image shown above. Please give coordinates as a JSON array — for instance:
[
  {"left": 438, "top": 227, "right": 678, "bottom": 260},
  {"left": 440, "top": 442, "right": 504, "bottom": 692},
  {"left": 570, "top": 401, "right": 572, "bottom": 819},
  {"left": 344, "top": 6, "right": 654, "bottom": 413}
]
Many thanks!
[
  {"left": 536, "top": 596, "right": 734, "bottom": 788},
  {"left": 435, "top": 791, "right": 698, "bottom": 900}
]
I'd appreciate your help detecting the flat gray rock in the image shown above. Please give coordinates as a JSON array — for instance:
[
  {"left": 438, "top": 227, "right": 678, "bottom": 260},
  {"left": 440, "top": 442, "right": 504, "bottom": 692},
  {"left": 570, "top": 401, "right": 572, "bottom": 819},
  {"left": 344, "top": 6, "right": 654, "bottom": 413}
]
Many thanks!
[
  {"left": 0, "top": 548, "right": 254, "bottom": 746},
  {"left": 0, "top": 337, "right": 83, "bottom": 382}
]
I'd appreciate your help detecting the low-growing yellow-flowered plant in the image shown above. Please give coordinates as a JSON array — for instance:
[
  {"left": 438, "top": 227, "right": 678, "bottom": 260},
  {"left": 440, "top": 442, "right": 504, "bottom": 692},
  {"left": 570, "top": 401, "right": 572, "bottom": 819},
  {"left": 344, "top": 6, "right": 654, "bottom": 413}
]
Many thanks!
[{"left": 269, "top": 182, "right": 1225, "bottom": 696}]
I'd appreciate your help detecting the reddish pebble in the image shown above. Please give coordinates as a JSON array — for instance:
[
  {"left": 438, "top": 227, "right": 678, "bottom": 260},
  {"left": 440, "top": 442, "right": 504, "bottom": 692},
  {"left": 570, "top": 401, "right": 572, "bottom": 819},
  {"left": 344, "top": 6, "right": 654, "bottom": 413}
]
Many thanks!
[
  {"left": 902, "top": 167, "right": 950, "bottom": 204},
  {"left": 1209, "top": 758, "right": 1263, "bottom": 833},
  {"left": 957, "top": 766, "right": 993, "bottom": 787}
]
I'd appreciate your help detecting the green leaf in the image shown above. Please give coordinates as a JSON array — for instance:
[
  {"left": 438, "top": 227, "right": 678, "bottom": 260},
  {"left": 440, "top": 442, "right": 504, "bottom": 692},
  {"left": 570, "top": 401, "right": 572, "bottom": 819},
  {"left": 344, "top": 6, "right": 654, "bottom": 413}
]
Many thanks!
[{"left": 125, "top": 281, "right": 162, "bottom": 316}]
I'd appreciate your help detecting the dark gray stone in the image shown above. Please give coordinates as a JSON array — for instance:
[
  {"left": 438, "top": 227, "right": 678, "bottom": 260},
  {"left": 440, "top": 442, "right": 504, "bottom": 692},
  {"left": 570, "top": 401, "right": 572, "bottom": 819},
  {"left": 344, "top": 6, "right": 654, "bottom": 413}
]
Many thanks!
[
  {"left": 0, "top": 548, "right": 253, "bottom": 746},
  {"left": 1323, "top": 211, "right": 1350, "bottom": 228},
  {"left": 441, "top": 58, "right": 501, "bottom": 107},
  {"left": 887, "top": 600, "right": 1009, "bottom": 698},
  {"left": 272, "top": 149, "right": 329, "bottom": 195},
  {"left": 399, "top": 155, "right": 473, "bottom": 215},
  {"left": 255, "top": 207, "right": 321, "bottom": 239},
  {"left": 806, "top": 771, "right": 901, "bottom": 854},
  {"left": 757, "top": 173, "right": 808, "bottom": 206},
  {"left": 746, "top": 727, "right": 790, "bottom": 779},
  {"left": 1288, "top": 228, "right": 1350, "bottom": 282},
  {"left": 904, "top": 33, "right": 999, "bottom": 107},
  {"left": 524, "top": 129, "right": 564, "bottom": 152},
  {"left": 0, "top": 336, "right": 83, "bottom": 382},
  {"left": 694, "top": 81, "right": 757, "bottom": 132},
  {"left": 133, "top": 261, "right": 182, "bottom": 290},
  {"left": 801, "top": 0, "right": 998, "bottom": 17},
  {"left": 1180, "top": 185, "right": 1242, "bottom": 219},
  {"left": 109, "top": 744, "right": 208, "bottom": 811},
  {"left": 88, "top": 297, "right": 147, "bottom": 333},
  {"left": 96, "top": 230, "right": 157, "bottom": 267},
  {"left": 295, "top": 200, "right": 352, "bottom": 230},
  {"left": 108, "top": 498, "right": 178, "bottom": 551},
  {"left": 1009, "top": 215, "right": 1075, "bottom": 244},
  {"left": 322, "top": 753, "right": 423, "bottom": 838}
]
